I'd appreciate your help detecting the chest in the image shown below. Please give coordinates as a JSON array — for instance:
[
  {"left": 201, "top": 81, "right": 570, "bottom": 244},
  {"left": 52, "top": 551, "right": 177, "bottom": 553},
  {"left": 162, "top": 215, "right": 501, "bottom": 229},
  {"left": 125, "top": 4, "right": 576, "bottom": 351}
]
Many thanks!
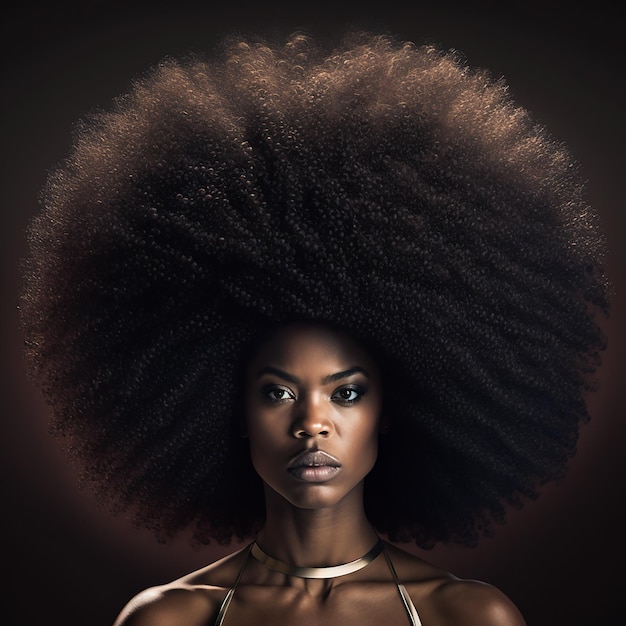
[{"left": 217, "top": 582, "right": 419, "bottom": 626}]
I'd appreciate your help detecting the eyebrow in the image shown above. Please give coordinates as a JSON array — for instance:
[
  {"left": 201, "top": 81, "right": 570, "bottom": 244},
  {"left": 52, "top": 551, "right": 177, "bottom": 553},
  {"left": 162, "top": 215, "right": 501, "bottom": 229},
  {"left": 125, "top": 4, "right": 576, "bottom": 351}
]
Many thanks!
[{"left": 255, "top": 366, "right": 369, "bottom": 385}]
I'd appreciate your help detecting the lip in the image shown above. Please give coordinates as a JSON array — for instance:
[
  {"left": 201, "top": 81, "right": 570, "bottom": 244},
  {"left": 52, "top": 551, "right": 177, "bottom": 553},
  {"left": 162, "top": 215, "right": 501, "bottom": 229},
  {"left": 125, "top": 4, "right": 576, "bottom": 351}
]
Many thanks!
[{"left": 287, "top": 450, "right": 342, "bottom": 483}]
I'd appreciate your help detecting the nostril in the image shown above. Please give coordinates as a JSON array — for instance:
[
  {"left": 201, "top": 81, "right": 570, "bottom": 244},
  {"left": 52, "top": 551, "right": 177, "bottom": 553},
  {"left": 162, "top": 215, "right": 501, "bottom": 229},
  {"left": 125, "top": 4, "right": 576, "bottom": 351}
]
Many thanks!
[{"left": 291, "top": 419, "right": 332, "bottom": 438}]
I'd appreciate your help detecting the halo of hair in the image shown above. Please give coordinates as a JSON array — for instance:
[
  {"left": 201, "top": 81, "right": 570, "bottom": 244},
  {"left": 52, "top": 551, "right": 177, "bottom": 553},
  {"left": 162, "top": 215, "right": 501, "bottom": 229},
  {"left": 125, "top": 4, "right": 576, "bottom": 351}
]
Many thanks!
[{"left": 20, "top": 31, "right": 609, "bottom": 547}]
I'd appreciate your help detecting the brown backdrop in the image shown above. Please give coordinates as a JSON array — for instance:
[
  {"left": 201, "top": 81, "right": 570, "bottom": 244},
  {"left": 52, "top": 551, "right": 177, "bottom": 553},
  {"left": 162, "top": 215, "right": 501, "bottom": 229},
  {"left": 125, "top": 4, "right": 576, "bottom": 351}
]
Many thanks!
[{"left": 2, "top": 2, "right": 624, "bottom": 624}]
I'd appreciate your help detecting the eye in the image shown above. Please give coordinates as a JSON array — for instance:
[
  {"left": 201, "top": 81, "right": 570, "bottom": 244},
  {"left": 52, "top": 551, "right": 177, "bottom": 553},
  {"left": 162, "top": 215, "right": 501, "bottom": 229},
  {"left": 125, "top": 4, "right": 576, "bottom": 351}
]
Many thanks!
[
  {"left": 331, "top": 385, "right": 365, "bottom": 405},
  {"left": 262, "top": 384, "right": 296, "bottom": 403}
]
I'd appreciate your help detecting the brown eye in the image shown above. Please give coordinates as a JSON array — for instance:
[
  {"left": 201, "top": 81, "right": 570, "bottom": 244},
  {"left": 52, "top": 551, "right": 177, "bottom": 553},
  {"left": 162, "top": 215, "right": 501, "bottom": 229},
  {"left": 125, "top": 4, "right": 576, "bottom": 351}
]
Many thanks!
[
  {"left": 332, "top": 385, "right": 365, "bottom": 405},
  {"left": 262, "top": 385, "right": 295, "bottom": 403}
]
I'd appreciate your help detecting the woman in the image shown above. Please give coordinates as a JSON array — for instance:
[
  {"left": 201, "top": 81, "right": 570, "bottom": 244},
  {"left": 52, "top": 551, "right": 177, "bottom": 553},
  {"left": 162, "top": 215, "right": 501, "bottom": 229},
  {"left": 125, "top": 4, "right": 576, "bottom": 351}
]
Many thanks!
[
  {"left": 111, "top": 321, "right": 527, "bottom": 625},
  {"left": 19, "top": 32, "right": 609, "bottom": 625}
]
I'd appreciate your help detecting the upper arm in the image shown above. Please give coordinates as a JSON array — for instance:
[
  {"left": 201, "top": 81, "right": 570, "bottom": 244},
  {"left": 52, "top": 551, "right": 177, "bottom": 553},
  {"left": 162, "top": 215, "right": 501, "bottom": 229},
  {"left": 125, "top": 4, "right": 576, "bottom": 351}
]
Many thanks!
[
  {"left": 433, "top": 579, "right": 527, "bottom": 626},
  {"left": 112, "top": 585, "right": 220, "bottom": 626}
]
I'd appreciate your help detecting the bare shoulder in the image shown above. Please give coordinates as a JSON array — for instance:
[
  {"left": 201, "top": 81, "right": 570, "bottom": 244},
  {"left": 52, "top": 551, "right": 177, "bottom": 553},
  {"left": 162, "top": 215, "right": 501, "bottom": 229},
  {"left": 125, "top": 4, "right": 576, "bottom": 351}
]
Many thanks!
[
  {"left": 112, "top": 584, "right": 217, "bottom": 626},
  {"left": 384, "top": 543, "right": 526, "bottom": 626},
  {"left": 430, "top": 578, "right": 527, "bottom": 626},
  {"left": 112, "top": 546, "right": 249, "bottom": 626}
]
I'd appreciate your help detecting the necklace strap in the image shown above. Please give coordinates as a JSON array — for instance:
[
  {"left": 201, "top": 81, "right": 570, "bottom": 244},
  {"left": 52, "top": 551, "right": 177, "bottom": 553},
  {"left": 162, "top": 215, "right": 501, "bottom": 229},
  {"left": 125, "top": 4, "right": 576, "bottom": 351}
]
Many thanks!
[{"left": 250, "top": 538, "right": 384, "bottom": 579}]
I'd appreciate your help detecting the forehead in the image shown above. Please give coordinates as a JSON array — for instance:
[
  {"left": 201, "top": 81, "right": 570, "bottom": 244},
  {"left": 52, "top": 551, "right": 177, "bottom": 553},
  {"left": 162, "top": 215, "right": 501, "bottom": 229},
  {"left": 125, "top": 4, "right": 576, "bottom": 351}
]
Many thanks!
[{"left": 247, "top": 322, "right": 378, "bottom": 372}]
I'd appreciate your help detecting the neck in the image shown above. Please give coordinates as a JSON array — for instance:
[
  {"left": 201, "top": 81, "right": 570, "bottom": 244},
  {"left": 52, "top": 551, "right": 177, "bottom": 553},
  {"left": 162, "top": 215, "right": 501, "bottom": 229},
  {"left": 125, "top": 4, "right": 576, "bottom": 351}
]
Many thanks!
[
  {"left": 257, "top": 485, "right": 378, "bottom": 568},
  {"left": 251, "top": 538, "right": 383, "bottom": 580}
]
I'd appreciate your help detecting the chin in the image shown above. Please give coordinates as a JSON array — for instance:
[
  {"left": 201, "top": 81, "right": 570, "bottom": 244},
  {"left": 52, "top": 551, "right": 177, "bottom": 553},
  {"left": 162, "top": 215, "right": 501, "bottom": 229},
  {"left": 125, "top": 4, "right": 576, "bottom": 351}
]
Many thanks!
[{"left": 265, "top": 480, "right": 365, "bottom": 512}]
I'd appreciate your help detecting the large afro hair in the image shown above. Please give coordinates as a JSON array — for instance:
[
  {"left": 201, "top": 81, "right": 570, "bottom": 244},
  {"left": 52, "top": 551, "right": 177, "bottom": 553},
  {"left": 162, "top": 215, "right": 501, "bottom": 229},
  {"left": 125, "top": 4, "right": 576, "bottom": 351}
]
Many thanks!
[{"left": 20, "top": 31, "right": 609, "bottom": 548}]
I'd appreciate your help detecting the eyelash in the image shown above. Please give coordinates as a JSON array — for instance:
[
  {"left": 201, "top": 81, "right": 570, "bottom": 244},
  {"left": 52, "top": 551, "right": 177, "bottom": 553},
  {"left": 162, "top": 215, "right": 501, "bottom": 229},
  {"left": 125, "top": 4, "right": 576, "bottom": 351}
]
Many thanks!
[
  {"left": 331, "top": 385, "right": 366, "bottom": 405},
  {"left": 262, "top": 385, "right": 295, "bottom": 403},
  {"left": 260, "top": 384, "right": 366, "bottom": 405}
]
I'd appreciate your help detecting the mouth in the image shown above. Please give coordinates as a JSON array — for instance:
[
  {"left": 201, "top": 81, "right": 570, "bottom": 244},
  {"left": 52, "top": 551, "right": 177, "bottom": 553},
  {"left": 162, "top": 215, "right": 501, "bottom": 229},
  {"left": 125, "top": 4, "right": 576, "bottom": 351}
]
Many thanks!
[{"left": 287, "top": 450, "right": 342, "bottom": 482}]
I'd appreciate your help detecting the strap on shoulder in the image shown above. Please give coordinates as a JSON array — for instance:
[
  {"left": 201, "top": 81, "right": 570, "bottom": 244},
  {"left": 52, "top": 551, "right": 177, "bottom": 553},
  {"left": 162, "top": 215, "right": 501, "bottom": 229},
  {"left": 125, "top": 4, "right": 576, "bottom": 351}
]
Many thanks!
[
  {"left": 214, "top": 543, "right": 254, "bottom": 626},
  {"left": 382, "top": 543, "right": 423, "bottom": 626}
]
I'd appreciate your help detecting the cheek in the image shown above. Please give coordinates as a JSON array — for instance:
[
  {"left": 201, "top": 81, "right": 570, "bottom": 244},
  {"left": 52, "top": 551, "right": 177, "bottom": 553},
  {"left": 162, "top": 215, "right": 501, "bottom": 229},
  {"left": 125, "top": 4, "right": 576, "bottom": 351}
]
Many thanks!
[
  {"left": 247, "top": 416, "right": 272, "bottom": 449},
  {"left": 353, "top": 397, "right": 383, "bottom": 441},
  {"left": 346, "top": 416, "right": 380, "bottom": 466},
  {"left": 363, "top": 428, "right": 381, "bottom": 465},
  {"left": 245, "top": 413, "right": 283, "bottom": 478},
  {"left": 244, "top": 392, "right": 273, "bottom": 441}
]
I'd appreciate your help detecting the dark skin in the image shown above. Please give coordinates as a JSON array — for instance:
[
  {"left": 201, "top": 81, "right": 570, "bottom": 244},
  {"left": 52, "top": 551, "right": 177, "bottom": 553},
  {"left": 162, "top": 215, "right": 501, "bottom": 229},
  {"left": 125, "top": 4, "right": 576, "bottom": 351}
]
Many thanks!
[{"left": 113, "top": 323, "right": 526, "bottom": 626}]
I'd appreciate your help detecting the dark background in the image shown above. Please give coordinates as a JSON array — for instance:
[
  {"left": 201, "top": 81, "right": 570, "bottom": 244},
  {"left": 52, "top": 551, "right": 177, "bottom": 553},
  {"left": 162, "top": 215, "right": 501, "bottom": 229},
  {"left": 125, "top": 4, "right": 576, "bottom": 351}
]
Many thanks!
[{"left": 1, "top": 2, "right": 624, "bottom": 624}]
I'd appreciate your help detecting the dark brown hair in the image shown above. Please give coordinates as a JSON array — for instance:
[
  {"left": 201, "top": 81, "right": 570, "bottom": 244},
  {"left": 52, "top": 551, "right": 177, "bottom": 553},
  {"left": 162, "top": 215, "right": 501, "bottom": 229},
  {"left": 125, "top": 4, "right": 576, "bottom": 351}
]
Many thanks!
[{"left": 20, "top": 31, "right": 609, "bottom": 547}]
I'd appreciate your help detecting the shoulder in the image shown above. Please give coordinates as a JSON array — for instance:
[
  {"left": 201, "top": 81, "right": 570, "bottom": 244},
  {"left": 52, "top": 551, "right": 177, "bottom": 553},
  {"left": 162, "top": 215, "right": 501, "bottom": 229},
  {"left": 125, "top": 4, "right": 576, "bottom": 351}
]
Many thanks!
[
  {"left": 112, "top": 584, "right": 221, "bottom": 626},
  {"left": 383, "top": 544, "right": 526, "bottom": 626},
  {"left": 430, "top": 578, "right": 527, "bottom": 626},
  {"left": 113, "top": 546, "right": 250, "bottom": 626}
]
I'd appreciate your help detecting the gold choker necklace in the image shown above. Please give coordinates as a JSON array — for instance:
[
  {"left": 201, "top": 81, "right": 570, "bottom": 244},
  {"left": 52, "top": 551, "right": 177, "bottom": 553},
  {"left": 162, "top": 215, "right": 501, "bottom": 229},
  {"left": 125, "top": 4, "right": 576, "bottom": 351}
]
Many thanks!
[{"left": 250, "top": 538, "right": 384, "bottom": 579}]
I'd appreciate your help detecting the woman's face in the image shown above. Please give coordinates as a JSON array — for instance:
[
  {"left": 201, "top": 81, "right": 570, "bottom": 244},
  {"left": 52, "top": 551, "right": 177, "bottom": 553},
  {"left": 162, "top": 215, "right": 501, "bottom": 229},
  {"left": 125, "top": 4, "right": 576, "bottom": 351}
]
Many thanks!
[{"left": 244, "top": 323, "right": 383, "bottom": 511}]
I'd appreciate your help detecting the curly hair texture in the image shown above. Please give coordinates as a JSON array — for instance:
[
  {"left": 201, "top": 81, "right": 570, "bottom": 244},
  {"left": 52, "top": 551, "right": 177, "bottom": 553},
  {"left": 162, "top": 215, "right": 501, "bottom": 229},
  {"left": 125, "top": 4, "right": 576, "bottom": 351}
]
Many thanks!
[{"left": 20, "top": 32, "right": 609, "bottom": 548}]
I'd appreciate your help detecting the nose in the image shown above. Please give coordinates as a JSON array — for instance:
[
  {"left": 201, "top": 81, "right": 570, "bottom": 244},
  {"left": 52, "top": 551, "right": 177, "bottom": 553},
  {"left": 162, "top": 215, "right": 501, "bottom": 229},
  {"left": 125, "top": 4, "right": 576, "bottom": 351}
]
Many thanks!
[{"left": 291, "top": 395, "right": 333, "bottom": 439}]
